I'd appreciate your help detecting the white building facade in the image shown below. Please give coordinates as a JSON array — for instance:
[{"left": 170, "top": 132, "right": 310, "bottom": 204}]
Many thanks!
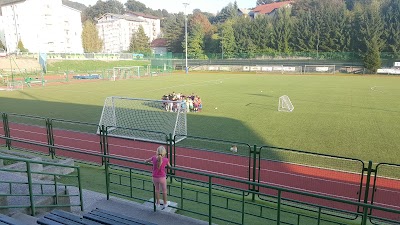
[
  {"left": 0, "top": 0, "right": 83, "bottom": 54},
  {"left": 125, "top": 12, "right": 161, "bottom": 43},
  {"left": 96, "top": 12, "right": 161, "bottom": 53}
]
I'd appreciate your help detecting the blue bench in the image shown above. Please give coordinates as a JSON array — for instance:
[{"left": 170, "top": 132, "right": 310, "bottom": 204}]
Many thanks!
[
  {"left": 83, "top": 208, "right": 157, "bottom": 225},
  {"left": 37, "top": 210, "right": 102, "bottom": 225},
  {"left": 38, "top": 208, "right": 157, "bottom": 225},
  {"left": 0, "top": 214, "right": 25, "bottom": 225}
]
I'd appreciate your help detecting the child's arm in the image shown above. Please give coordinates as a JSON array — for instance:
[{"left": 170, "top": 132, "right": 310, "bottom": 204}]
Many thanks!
[{"left": 144, "top": 157, "right": 152, "bottom": 163}]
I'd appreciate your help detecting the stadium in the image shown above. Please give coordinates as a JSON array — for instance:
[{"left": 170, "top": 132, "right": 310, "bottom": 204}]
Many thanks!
[{"left": 0, "top": 0, "right": 399, "bottom": 225}]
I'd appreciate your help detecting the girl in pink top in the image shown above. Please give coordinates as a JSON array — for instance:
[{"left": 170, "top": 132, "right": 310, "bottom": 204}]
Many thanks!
[{"left": 145, "top": 146, "right": 171, "bottom": 209}]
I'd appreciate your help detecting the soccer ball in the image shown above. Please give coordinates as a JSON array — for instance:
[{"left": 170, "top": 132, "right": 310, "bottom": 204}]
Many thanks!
[{"left": 230, "top": 146, "right": 238, "bottom": 153}]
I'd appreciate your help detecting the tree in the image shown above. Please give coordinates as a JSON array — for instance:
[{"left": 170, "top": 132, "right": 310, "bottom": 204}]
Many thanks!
[
  {"left": 363, "top": 40, "right": 382, "bottom": 73},
  {"left": 17, "top": 39, "right": 28, "bottom": 52},
  {"left": 129, "top": 25, "right": 151, "bottom": 54},
  {"left": 257, "top": 0, "right": 276, "bottom": 5},
  {"left": 81, "top": 20, "right": 103, "bottom": 52},
  {"left": 219, "top": 20, "right": 236, "bottom": 58},
  {"left": 164, "top": 13, "right": 185, "bottom": 53},
  {"left": 0, "top": 40, "right": 5, "bottom": 50},
  {"left": 125, "top": 0, "right": 147, "bottom": 12},
  {"left": 251, "top": 15, "right": 274, "bottom": 53},
  {"left": 83, "top": 0, "right": 125, "bottom": 22},
  {"left": 186, "top": 23, "right": 206, "bottom": 59},
  {"left": 291, "top": 0, "right": 350, "bottom": 54},
  {"left": 352, "top": 0, "right": 384, "bottom": 72},
  {"left": 215, "top": 2, "right": 238, "bottom": 23},
  {"left": 232, "top": 17, "right": 257, "bottom": 58},
  {"left": 382, "top": 0, "right": 400, "bottom": 54},
  {"left": 272, "top": 7, "right": 292, "bottom": 53}
]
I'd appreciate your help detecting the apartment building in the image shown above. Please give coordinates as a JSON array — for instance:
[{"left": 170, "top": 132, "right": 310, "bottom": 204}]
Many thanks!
[
  {"left": 96, "top": 12, "right": 161, "bottom": 53},
  {"left": 125, "top": 11, "right": 161, "bottom": 42},
  {"left": 0, "top": 0, "right": 83, "bottom": 53}
]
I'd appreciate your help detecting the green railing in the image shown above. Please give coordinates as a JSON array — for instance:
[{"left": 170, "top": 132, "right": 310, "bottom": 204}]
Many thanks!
[
  {"left": 0, "top": 155, "right": 83, "bottom": 216},
  {"left": 1, "top": 113, "right": 400, "bottom": 224}
]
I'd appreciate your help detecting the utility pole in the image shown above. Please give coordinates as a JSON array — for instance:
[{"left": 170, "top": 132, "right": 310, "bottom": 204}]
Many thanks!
[{"left": 183, "top": 3, "right": 189, "bottom": 74}]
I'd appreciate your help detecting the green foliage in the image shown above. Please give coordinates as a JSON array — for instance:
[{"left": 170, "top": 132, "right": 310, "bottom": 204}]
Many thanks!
[
  {"left": 215, "top": 2, "right": 238, "bottom": 23},
  {"left": 186, "top": 24, "right": 205, "bottom": 59},
  {"left": 257, "top": 0, "right": 276, "bottom": 5},
  {"left": 291, "top": 0, "right": 349, "bottom": 53},
  {"left": 83, "top": 0, "right": 125, "bottom": 22},
  {"left": 164, "top": 14, "right": 185, "bottom": 53},
  {"left": 220, "top": 20, "right": 237, "bottom": 58},
  {"left": 0, "top": 40, "right": 5, "bottom": 50},
  {"left": 124, "top": 0, "right": 168, "bottom": 18},
  {"left": 272, "top": 7, "right": 292, "bottom": 53},
  {"left": 363, "top": 41, "right": 381, "bottom": 73},
  {"left": 352, "top": 0, "right": 384, "bottom": 69},
  {"left": 17, "top": 39, "right": 28, "bottom": 52},
  {"left": 129, "top": 25, "right": 151, "bottom": 54},
  {"left": 382, "top": 0, "right": 400, "bottom": 54},
  {"left": 81, "top": 20, "right": 103, "bottom": 53}
]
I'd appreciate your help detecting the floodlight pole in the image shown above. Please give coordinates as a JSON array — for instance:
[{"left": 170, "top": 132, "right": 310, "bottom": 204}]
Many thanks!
[{"left": 183, "top": 3, "right": 189, "bottom": 74}]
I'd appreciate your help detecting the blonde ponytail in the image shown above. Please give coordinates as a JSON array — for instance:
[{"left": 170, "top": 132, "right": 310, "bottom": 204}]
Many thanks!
[{"left": 156, "top": 146, "right": 166, "bottom": 169}]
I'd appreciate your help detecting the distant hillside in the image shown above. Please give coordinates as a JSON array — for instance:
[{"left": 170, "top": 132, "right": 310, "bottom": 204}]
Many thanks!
[{"left": 0, "top": 0, "right": 86, "bottom": 12}]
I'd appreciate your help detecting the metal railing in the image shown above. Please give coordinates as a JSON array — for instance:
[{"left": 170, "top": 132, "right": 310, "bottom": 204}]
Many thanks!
[{"left": 0, "top": 155, "right": 83, "bottom": 216}]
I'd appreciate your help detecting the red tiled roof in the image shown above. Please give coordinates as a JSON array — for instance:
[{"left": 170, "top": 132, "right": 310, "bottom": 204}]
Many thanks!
[
  {"left": 253, "top": 1, "right": 292, "bottom": 15},
  {"left": 151, "top": 38, "right": 167, "bottom": 47}
]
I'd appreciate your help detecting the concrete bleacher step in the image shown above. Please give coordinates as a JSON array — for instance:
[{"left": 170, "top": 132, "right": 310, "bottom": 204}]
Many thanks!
[
  {"left": 142, "top": 198, "right": 178, "bottom": 213},
  {"left": 0, "top": 171, "right": 70, "bottom": 216}
]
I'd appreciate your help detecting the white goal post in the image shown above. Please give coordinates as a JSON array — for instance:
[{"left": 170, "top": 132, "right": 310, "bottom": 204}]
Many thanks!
[
  {"left": 98, "top": 96, "right": 187, "bottom": 143},
  {"left": 303, "top": 65, "right": 336, "bottom": 74},
  {"left": 111, "top": 66, "right": 144, "bottom": 81},
  {"left": 278, "top": 95, "right": 294, "bottom": 112}
]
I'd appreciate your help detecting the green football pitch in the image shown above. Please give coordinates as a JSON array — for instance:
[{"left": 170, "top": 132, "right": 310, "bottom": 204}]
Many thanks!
[{"left": 1, "top": 72, "right": 399, "bottom": 164}]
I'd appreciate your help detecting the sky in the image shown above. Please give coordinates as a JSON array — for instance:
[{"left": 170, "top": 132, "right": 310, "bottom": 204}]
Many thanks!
[{"left": 77, "top": 0, "right": 255, "bottom": 14}]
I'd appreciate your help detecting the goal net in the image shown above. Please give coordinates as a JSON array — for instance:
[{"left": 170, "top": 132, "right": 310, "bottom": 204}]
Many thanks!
[
  {"left": 98, "top": 96, "right": 187, "bottom": 143},
  {"left": 111, "top": 66, "right": 144, "bottom": 81},
  {"left": 278, "top": 95, "right": 294, "bottom": 112},
  {"left": 303, "top": 65, "right": 336, "bottom": 74}
]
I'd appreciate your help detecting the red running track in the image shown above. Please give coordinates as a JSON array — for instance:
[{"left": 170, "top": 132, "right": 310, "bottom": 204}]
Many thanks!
[{"left": 1, "top": 123, "right": 399, "bottom": 221}]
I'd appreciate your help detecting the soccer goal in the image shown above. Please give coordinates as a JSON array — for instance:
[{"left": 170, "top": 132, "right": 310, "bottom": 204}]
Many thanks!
[
  {"left": 303, "top": 65, "right": 336, "bottom": 74},
  {"left": 98, "top": 96, "right": 187, "bottom": 143},
  {"left": 278, "top": 95, "right": 294, "bottom": 112},
  {"left": 111, "top": 66, "right": 144, "bottom": 81}
]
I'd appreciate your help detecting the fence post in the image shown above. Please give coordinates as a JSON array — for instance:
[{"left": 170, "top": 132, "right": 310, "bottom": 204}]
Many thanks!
[
  {"left": 26, "top": 162, "right": 36, "bottom": 216},
  {"left": 2, "top": 113, "right": 11, "bottom": 150},
  {"left": 45, "top": 118, "right": 55, "bottom": 159},
  {"left": 100, "top": 125, "right": 110, "bottom": 200},
  {"left": 361, "top": 161, "right": 374, "bottom": 225},
  {"left": 251, "top": 144, "right": 259, "bottom": 201},
  {"left": 208, "top": 176, "right": 212, "bottom": 225},
  {"left": 77, "top": 167, "right": 84, "bottom": 211},
  {"left": 167, "top": 133, "right": 174, "bottom": 183}
]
